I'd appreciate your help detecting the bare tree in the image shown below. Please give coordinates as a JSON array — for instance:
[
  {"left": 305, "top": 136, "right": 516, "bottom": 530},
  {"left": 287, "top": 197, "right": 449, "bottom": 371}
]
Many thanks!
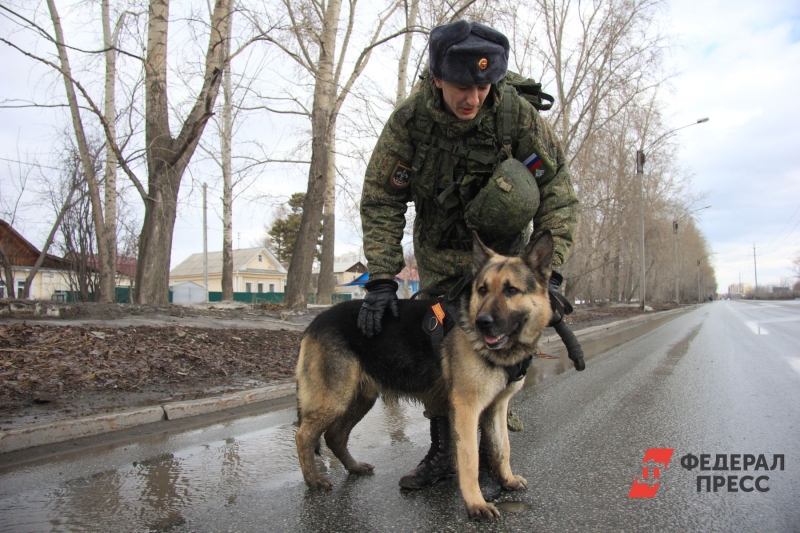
[
  {"left": 220, "top": 1, "right": 235, "bottom": 301},
  {"left": 195, "top": 3, "right": 278, "bottom": 302},
  {"left": 1, "top": 1, "right": 244, "bottom": 304},
  {"left": 0, "top": 1, "right": 145, "bottom": 302},
  {"left": 135, "top": 0, "right": 234, "bottom": 304},
  {"left": 44, "top": 0, "right": 116, "bottom": 302},
  {"left": 253, "top": 0, "right": 419, "bottom": 309},
  {"left": 55, "top": 143, "right": 105, "bottom": 301},
  {"left": 793, "top": 251, "right": 800, "bottom": 280},
  {"left": 0, "top": 151, "right": 35, "bottom": 294},
  {"left": 396, "top": 0, "right": 420, "bottom": 105},
  {"left": 22, "top": 163, "right": 81, "bottom": 299}
]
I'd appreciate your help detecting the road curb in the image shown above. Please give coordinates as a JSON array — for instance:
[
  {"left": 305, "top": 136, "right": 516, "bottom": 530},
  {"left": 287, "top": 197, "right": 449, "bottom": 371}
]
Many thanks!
[
  {"left": 162, "top": 383, "right": 295, "bottom": 420},
  {"left": 0, "top": 383, "right": 295, "bottom": 454},
  {"left": 0, "top": 406, "right": 166, "bottom": 454}
]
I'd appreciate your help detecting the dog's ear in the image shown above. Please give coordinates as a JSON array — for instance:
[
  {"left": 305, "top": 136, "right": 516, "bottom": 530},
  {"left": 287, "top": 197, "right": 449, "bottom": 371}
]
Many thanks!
[
  {"left": 472, "top": 231, "right": 495, "bottom": 272},
  {"left": 524, "top": 230, "right": 554, "bottom": 270}
]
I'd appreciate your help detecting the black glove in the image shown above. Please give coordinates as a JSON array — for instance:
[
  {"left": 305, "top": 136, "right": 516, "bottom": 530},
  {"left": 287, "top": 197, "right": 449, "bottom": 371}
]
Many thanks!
[
  {"left": 548, "top": 271, "right": 573, "bottom": 327},
  {"left": 358, "top": 279, "right": 400, "bottom": 337}
]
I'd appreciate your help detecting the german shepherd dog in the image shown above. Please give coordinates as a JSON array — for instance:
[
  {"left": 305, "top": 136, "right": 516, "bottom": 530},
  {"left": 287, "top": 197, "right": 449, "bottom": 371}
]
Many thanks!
[{"left": 295, "top": 231, "right": 554, "bottom": 519}]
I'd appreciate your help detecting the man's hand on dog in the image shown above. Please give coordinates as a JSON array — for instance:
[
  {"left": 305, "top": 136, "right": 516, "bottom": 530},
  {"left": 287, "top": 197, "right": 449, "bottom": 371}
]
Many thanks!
[
  {"left": 358, "top": 279, "right": 400, "bottom": 337},
  {"left": 547, "top": 270, "right": 573, "bottom": 327}
]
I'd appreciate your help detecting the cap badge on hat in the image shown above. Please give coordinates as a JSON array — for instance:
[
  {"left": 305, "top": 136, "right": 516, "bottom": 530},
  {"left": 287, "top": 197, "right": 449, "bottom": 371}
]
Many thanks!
[{"left": 478, "top": 58, "right": 488, "bottom": 70}]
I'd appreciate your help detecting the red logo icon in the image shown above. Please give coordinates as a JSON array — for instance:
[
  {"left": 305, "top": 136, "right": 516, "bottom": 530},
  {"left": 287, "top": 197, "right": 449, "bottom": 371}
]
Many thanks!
[{"left": 628, "top": 448, "right": 675, "bottom": 498}]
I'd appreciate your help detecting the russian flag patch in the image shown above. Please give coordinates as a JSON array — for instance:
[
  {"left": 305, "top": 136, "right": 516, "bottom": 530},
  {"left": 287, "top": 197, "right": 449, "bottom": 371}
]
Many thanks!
[{"left": 522, "top": 152, "right": 543, "bottom": 172}]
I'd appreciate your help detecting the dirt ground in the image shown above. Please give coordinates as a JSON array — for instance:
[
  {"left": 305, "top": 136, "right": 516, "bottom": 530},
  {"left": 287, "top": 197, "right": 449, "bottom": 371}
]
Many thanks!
[{"left": 0, "top": 300, "right": 673, "bottom": 430}]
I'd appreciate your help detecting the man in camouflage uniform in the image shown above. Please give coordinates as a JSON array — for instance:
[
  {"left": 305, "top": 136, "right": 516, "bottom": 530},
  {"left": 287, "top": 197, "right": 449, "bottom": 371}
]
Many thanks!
[{"left": 358, "top": 20, "right": 578, "bottom": 499}]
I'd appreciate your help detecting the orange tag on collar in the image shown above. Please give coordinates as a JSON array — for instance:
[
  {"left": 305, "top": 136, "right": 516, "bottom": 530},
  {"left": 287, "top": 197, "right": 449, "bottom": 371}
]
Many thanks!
[{"left": 432, "top": 302, "right": 446, "bottom": 325}]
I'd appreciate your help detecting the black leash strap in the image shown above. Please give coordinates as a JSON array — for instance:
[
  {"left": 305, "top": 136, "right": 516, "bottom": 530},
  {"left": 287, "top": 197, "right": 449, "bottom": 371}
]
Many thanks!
[{"left": 554, "top": 320, "right": 585, "bottom": 371}]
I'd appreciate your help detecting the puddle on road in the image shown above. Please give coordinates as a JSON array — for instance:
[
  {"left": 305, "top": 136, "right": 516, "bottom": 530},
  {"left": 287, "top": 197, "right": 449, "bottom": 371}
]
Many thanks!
[
  {"left": 0, "top": 401, "right": 428, "bottom": 532},
  {"left": 527, "top": 313, "right": 680, "bottom": 385},
  {"left": 496, "top": 501, "right": 533, "bottom": 513}
]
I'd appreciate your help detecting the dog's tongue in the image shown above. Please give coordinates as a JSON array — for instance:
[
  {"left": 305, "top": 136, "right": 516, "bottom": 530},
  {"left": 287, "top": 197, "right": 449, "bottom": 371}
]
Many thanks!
[{"left": 484, "top": 334, "right": 501, "bottom": 345}]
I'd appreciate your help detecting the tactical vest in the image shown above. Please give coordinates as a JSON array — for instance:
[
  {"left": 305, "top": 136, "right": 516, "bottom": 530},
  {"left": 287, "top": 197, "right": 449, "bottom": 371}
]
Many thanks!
[
  {"left": 409, "top": 71, "right": 554, "bottom": 254},
  {"left": 408, "top": 83, "right": 522, "bottom": 252}
]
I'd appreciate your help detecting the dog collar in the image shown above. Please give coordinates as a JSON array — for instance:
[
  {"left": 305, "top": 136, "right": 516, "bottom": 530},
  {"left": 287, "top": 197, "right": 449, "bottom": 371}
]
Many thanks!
[{"left": 503, "top": 355, "right": 533, "bottom": 385}]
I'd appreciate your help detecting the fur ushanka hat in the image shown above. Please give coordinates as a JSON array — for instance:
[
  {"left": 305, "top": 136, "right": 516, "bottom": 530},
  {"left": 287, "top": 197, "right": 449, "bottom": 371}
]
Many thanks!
[{"left": 429, "top": 21, "right": 510, "bottom": 86}]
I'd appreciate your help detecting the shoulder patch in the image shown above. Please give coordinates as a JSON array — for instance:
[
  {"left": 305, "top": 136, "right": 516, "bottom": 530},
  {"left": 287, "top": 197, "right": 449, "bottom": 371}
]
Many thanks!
[{"left": 390, "top": 160, "right": 412, "bottom": 189}]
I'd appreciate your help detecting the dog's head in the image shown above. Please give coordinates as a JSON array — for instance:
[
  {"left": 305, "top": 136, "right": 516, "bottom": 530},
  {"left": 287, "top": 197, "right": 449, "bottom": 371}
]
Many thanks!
[{"left": 466, "top": 231, "right": 554, "bottom": 360}]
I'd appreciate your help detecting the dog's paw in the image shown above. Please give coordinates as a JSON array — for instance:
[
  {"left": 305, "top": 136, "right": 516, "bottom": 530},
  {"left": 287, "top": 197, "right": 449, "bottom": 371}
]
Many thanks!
[
  {"left": 307, "top": 476, "right": 333, "bottom": 490},
  {"left": 502, "top": 474, "right": 527, "bottom": 491},
  {"left": 466, "top": 501, "right": 500, "bottom": 520},
  {"left": 347, "top": 462, "right": 375, "bottom": 475}
]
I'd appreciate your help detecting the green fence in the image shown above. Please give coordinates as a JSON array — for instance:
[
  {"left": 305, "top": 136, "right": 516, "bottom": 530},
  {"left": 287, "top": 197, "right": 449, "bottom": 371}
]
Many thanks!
[
  {"left": 65, "top": 287, "right": 172, "bottom": 303},
  {"left": 207, "top": 292, "right": 351, "bottom": 304},
  {"left": 65, "top": 289, "right": 350, "bottom": 304}
]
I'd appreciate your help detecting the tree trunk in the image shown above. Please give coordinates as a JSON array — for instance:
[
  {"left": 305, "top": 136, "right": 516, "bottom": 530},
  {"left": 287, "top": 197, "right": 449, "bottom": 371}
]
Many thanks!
[
  {"left": 135, "top": 0, "right": 231, "bottom": 304},
  {"left": 101, "top": 0, "right": 122, "bottom": 301},
  {"left": 47, "top": 0, "right": 113, "bottom": 302},
  {"left": 0, "top": 242, "right": 14, "bottom": 298},
  {"left": 221, "top": 2, "right": 234, "bottom": 301},
  {"left": 316, "top": 127, "right": 337, "bottom": 305},
  {"left": 23, "top": 182, "right": 79, "bottom": 298},
  {"left": 396, "top": 0, "right": 419, "bottom": 105},
  {"left": 284, "top": 0, "right": 342, "bottom": 310}
]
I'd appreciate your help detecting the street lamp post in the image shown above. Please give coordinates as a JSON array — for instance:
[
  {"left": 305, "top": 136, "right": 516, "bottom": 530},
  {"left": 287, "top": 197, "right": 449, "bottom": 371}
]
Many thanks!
[
  {"left": 635, "top": 117, "right": 709, "bottom": 310},
  {"left": 673, "top": 205, "right": 711, "bottom": 303},
  {"left": 697, "top": 258, "right": 702, "bottom": 302}
]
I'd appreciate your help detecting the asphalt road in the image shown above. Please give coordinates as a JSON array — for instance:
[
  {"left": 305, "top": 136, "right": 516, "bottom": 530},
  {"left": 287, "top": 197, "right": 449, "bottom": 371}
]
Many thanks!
[{"left": 1, "top": 300, "right": 798, "bottom": 532}]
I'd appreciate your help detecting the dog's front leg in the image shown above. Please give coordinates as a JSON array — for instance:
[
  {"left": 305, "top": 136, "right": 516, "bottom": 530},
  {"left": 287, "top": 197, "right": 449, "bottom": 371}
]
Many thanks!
[
  {"left": 452, "top": 397, "right": 500, "bottom": 520},
  {"left": 481, "top": 387, "right": 527, "bottom": 491}
]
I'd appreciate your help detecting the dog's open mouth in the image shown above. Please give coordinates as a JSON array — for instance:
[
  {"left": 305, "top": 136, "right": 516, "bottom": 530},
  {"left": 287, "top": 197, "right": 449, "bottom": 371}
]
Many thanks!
[{"left": 483, "top": 334, "right": 508, "bottom": 349}]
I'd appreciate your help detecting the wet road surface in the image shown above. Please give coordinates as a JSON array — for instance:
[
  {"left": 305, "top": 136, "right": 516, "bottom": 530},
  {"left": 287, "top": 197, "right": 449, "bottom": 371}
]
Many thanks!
[{"left": 1, "top": 300, "right": 799, "bottom": 532}]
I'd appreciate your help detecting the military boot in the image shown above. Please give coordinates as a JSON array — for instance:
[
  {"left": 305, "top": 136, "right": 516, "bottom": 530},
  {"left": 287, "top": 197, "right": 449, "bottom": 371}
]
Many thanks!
[
  {"left": 399, "top": 416, "right": 454, "bottom": 489},
  {"left": 478, "top": 449, "right": 503, "bottom": 501}
]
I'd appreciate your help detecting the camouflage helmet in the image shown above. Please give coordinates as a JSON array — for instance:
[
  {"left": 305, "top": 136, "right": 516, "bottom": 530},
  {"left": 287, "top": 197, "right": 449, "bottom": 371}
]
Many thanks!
[{"left": 465, "top": 158, "right": 540, "bottom": 239}]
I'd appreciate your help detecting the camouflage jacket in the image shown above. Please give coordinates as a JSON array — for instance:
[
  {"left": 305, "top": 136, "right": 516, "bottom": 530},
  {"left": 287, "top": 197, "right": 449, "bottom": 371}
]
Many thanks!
[{"left": 360, "top": 77, "right": 578, "bottom": 289}]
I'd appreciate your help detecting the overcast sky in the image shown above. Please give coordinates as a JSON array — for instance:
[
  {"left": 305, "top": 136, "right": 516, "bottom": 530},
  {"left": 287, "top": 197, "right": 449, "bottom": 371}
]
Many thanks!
[
  {"left": 1, "top": 0, "right": 799, "bottom": 293},
  {"left": 661, "top": 0, "right": 800, "bottom": 291}
]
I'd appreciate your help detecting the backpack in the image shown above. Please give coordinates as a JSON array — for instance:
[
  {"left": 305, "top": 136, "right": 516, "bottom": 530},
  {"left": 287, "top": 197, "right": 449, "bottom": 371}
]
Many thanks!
[{"left": 504, "top": 71, "right": 554, "bottom": 112}]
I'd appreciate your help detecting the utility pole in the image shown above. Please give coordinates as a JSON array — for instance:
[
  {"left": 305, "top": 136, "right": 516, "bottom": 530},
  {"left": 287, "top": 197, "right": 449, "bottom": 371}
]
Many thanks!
[
  {"left": 672, "top": 205, "right": 711, "bottom": 304},
  {"left": 203, "top": 183, "right": 208, "bottom": 302},
  {"left": 636, "top": 150, "right": 646, "bottom": 310},
  {"left": 636, "top": 118, "right": 709, "bottom": 310},
  {"left": 753, "top": 243, "right": 758, "bottom": 296},
  {"left": 673, "top": 221, "right": 679, "bottom": 303},
  {"left": 697, "top": 259, "right": 701, "bottom": 302}
]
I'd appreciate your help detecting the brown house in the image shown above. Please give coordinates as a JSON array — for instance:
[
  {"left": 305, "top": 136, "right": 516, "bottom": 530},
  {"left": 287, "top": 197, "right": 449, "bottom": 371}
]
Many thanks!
[{"left": 0, "top": 220, "right": 74, "bottom": 299}]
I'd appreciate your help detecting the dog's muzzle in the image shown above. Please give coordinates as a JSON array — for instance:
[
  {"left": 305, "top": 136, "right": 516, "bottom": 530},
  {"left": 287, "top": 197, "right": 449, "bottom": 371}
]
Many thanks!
[{"left": 475, "top": 313, "right": 520, "bottom": 350}]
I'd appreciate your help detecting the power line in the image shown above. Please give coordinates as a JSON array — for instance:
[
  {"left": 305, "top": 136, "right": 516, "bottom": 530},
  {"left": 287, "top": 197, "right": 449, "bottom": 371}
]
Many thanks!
[
  {"left": 0, "top": 156, "right": 61, "bottom": 171},
  {"left": 762, "top": 214, "right": 800, "bottom": 257},
  {"left": 762, "top": 204, "right": 800, "bottom": 251}
]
